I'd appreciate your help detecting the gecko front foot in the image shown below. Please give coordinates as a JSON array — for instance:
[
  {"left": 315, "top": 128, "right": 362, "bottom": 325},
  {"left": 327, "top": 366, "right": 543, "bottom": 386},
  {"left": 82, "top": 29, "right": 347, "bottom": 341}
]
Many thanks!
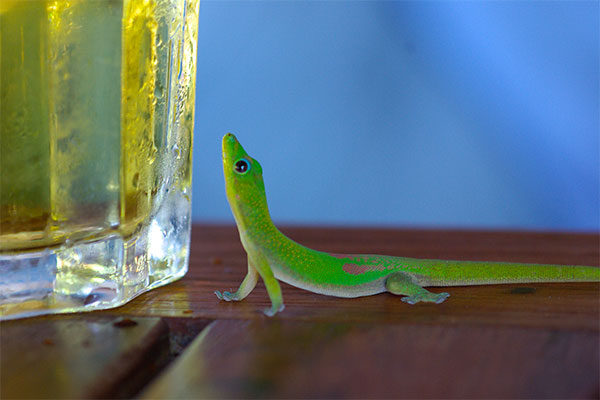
[
  {"left": 263, "top": 303, "right": 285, "bottom": 317},
  {"left": 214, "top": 290, "right": 241, "bottom": 302},
  {"left": 401, "top": 292, "right": 450, "bottom": 305}
]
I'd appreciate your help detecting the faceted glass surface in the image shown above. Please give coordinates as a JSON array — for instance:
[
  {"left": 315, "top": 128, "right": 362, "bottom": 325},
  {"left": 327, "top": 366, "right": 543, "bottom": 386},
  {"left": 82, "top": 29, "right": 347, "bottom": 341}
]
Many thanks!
[{"left": 0, "top": 0, "right": 199, "bottom": 320}]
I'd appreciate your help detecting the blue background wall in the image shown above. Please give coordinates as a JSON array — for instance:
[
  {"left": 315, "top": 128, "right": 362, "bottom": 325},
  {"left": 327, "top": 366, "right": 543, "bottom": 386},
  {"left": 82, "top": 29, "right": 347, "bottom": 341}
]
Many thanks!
[{"left": 192, "top": 1, "right": 599, "bottom": 231}]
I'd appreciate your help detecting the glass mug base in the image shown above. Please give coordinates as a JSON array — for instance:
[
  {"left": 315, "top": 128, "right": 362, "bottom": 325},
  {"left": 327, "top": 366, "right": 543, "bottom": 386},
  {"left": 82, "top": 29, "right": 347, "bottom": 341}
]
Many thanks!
[{"left": 0, "top": 188, "right": 191, "bottom": 320}]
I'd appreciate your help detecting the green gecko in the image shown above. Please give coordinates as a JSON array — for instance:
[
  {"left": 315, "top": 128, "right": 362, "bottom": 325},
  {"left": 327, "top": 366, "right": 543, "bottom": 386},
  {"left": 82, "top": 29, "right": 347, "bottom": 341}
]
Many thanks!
[{"left": 215, "top": 133, "right": 600, "bottom": 316}]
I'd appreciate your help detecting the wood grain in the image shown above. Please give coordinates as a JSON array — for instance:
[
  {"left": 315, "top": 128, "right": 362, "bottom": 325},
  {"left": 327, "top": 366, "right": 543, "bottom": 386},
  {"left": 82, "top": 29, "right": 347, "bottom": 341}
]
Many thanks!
[
  {"left": 0, "top": 316, "right": 169, "bottom": 399},
  {"left": 109, "top": 224, "right": 600, "bottom": 331},
  {"left": 5, "top": 225, "right": 598, "bottom": 399},
  {"left": 141, "top": 319, "right": 599, "bottom": 399}
]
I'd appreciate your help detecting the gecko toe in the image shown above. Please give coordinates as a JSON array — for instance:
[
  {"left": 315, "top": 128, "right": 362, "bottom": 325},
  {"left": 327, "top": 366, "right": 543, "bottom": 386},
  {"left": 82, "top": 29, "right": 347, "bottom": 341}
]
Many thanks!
[
  {"left": 401, "top": 291, "right": 449, "bottom": 305},
  {"left": 263, "top": 308, "right": 275, "bottom": 317},
  {"left": 215, "top": 290, "right": 237, "bottom": 301},
  {"left": 263, "top": 303, "right": 284, "bottom": 317},
  {"left": 435, "top": 292, "right": 450, "bottom": 304},
  {"left": 222, "top": 291, "right": 237, "bottom": 301}
]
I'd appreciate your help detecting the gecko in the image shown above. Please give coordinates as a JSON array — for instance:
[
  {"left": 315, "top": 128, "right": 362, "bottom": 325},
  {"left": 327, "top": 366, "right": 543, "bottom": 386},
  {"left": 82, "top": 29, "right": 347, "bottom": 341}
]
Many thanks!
[{"left": 215, "top": 133, "right": 600, "bottom": 316}]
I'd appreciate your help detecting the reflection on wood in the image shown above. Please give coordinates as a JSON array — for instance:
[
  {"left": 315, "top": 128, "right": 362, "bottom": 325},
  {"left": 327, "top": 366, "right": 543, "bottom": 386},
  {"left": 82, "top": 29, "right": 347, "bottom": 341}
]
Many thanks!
[
  {"left": 142, "top": 319, "right": 599, "bottom": 399},
  {"left": 1, "top": 316, "right": 169, "bottom": 399}
]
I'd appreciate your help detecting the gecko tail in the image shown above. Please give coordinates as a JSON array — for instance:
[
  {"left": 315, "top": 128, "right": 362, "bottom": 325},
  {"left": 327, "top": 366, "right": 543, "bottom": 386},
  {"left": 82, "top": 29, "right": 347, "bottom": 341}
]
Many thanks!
[{"left": 411, "top": 259, "right": 600, "bottom": 287}]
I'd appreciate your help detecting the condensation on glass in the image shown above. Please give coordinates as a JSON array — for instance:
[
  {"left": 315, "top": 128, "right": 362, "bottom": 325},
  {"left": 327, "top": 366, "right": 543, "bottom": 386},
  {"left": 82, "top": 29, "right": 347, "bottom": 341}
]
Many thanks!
[{"left": 0, "top": 0, "right": 200, "bottom": 320}]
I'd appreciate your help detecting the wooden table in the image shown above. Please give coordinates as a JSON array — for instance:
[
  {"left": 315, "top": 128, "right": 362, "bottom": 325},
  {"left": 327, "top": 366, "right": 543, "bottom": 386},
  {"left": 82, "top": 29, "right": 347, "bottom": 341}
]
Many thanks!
[{"left": 2, "top": 224, "right": 599, "bottom": 399}]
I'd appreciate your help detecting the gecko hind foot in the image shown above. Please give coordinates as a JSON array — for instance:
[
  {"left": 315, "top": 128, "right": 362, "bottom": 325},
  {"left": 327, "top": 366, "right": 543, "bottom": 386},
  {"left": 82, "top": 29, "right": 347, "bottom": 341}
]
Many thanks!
[
  {"left": 386, "top": 272, "right": 450, "bottom": 305},
  {"left": 401, "top": 292, "right": 450, "bottom": 305}
]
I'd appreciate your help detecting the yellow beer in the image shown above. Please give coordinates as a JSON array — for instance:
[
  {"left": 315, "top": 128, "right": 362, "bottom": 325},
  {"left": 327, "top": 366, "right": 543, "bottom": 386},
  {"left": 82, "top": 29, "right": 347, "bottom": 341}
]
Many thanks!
[
  {"left": 1, "top": 0, "right": 197, "bottom": 250},
  {"left": 0, "top": 0, "right": 199, "bottom": 319}
]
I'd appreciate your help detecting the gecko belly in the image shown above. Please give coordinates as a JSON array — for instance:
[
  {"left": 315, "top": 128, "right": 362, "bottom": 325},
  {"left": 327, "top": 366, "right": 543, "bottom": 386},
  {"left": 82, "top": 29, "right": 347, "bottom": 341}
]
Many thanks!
[{"left": 272, "top": 265, "right": 389, "bottom": 298}]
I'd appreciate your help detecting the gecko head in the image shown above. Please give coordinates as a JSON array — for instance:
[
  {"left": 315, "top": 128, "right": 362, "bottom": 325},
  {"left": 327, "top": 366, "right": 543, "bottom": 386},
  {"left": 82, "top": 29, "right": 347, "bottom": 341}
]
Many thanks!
[{"left": 222, "top": 133, "right": 267, "bottom": 210}]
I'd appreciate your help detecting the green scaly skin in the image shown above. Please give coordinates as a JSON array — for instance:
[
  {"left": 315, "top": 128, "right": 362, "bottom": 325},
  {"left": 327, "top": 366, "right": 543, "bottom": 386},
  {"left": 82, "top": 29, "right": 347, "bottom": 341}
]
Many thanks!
[{"left": 215, "top": 133, "right": 600, "bottom": 316}]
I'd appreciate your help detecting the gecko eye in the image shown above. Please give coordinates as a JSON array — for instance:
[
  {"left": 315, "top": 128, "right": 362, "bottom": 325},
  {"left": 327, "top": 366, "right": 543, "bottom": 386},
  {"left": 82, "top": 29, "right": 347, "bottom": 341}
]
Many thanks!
[{"left": 234, "top": 158, "right": 250, "bottom": 174}]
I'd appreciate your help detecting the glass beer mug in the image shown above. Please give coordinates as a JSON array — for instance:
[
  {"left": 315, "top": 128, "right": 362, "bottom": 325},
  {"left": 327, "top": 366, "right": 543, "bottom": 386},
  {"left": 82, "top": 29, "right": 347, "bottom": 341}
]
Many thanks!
[{"left": 0, "top": 0, "right": 200, "bottom": 319}]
